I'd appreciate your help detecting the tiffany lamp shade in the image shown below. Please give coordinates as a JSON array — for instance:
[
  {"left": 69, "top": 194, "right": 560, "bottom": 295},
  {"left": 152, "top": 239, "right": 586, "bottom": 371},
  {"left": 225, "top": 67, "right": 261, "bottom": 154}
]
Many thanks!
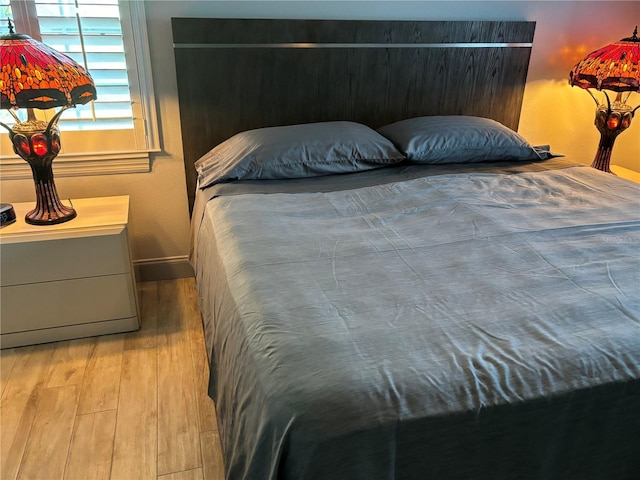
[
  {"left": 0, "top": 20, "right": 97, "bottom": 225},
  {"left": 569, "top": 27, "right": 640, "bottom": 173}
]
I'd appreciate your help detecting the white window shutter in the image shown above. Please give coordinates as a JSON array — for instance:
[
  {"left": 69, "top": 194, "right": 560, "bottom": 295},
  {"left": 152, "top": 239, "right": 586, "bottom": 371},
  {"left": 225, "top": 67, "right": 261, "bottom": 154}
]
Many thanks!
[{"left": 36, "top": 0, "right": 134, "bottom": 130}]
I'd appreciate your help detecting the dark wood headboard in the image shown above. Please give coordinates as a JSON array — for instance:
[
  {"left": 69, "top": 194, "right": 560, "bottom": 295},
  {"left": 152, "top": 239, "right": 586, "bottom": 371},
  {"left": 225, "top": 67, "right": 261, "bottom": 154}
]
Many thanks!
[{"left": 172, "top": 18, "right": 536, "bottom": 211}]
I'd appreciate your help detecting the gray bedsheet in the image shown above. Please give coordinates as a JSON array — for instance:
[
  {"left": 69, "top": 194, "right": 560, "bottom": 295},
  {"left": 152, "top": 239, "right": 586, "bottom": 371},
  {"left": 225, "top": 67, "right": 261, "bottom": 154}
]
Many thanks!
[{"left": 192, "top": 161, "right": 640, "bottom": 480}]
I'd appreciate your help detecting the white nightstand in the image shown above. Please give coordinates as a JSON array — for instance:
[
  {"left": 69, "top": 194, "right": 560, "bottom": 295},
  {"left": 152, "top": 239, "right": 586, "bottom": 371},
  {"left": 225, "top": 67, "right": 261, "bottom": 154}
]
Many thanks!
[{"left": 0, "top": 196, "right": 140, "bottom": 348}]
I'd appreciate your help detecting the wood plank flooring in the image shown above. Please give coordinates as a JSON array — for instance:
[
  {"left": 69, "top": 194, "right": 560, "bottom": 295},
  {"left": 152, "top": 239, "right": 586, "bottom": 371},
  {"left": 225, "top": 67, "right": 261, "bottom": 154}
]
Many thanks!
[{"left": 0, "top": 278, "right": 225, "bottom": 480}]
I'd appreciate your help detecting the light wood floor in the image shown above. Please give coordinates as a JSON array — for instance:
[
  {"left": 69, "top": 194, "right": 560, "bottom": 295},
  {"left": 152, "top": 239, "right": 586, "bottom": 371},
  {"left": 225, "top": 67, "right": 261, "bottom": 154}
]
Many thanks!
[{"left": 0, "top": 278, "right": 225, "bottom": 480}]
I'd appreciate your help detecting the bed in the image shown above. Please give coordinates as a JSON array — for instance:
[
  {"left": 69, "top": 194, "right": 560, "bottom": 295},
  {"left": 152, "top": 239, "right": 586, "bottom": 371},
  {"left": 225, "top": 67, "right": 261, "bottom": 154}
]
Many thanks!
[{"left": 173, "top": 19, "right": 640, "bottom": 480}]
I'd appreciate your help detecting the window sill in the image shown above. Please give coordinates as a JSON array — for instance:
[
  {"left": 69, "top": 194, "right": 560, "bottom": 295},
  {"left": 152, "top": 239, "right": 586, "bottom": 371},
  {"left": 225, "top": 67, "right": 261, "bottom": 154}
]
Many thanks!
[{"left": 0, "top": 150, "right": 154, "bottom": 180}]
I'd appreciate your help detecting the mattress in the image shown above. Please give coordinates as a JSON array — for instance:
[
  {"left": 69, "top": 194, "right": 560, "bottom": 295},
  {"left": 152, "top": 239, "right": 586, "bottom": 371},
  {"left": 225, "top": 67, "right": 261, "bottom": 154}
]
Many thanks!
[{"left": 191, "top": 159, "right": 640, "bottom": 480}]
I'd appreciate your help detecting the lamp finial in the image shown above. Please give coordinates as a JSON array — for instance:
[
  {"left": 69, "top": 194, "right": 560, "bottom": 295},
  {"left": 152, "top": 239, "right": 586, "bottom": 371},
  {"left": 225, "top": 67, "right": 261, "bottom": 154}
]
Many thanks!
[
  {"left": 622, "top": 25, "right": 639, "bottom": 42},
  {"left": 7, "top": 18, "right": 14, "bottom": 35}
]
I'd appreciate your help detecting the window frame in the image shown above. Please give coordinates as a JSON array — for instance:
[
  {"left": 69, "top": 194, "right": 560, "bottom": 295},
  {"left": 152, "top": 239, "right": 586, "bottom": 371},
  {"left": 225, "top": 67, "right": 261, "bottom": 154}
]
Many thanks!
[{"left": 0, "top": 0, "right": 159, "bottom": 179}]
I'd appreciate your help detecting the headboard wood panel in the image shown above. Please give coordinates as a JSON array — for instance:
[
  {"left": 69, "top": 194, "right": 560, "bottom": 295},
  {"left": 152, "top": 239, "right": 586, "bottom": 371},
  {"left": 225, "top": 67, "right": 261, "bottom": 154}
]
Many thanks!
[{"left": 172, "top": 18, "right": 536, "bottom": 211}]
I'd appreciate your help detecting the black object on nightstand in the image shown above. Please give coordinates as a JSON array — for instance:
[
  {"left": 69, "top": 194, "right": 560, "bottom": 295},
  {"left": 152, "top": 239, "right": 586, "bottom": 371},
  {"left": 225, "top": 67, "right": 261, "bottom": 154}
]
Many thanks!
[{"left": 0, "top": 203, "right": 16, "bottom": 227}]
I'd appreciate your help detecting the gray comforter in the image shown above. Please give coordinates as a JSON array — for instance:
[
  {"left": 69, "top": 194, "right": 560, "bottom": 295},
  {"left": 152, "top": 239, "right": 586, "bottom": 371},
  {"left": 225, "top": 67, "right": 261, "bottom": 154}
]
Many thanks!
[{"left": 192, "top": 161, "right": 640, "bottom": 480}]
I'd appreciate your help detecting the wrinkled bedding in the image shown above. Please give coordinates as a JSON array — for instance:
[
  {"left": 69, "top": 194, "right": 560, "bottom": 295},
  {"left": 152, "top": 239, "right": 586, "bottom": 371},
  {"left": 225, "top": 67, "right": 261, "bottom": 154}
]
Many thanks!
[{"left": 192, "top": 160, "right": 640, "bottom": 480}]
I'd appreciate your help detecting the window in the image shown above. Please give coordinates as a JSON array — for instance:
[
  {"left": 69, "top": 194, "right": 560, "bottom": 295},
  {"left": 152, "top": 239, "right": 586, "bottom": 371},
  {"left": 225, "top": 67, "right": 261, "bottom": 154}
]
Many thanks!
[{"left": 0, "top": 0, "right": 159, "bottom": 178}]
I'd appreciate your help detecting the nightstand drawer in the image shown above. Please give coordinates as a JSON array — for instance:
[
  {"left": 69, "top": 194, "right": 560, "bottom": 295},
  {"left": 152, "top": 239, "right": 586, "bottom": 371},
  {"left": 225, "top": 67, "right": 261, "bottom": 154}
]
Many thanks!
[
  {"left": 1, "top": 227, "right": 131, "bottom": 287},
  {"left": 0, "top": 274, "right": 138, "bottom": 334}
]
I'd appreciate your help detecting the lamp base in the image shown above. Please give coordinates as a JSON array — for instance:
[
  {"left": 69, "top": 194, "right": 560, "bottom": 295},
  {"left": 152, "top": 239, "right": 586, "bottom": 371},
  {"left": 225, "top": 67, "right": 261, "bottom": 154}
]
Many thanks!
[
  {"left": 25, "top": 177, "right": 76, "bottom": 225},
  {"left": 590, "top": 101, "right": 633, "bottom": 173},
  {"left": 3, "top": 118, "right": 78, "bottom": 225},
  {"left": 591, "top": 141, "right": 614, "bottom": 173},
  {"left": 25, "top": 202, "right": 77, "bottom": 225}
]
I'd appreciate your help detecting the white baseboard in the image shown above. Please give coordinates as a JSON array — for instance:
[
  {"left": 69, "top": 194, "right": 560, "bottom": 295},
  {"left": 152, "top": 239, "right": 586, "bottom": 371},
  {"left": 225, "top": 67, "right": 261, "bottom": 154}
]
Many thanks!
[{"left": 133, "top": 255, "right": 194, "bottom": 282}]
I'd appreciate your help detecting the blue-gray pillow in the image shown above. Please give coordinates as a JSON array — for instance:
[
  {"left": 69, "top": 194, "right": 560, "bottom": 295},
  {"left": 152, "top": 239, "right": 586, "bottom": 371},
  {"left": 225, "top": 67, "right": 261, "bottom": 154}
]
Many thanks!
[
  {"left": 195, "top": 121, "right": 405, "bottom": 189},
  {"left": 377, "top": 116, "right": 545, "bottom": 164}
]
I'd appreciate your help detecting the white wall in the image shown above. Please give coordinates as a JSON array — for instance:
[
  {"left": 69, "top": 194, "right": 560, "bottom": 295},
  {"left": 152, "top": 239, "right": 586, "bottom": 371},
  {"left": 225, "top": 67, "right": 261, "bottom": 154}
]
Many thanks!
[{"left": 2, "top": 1, "right": 638, "bottom": 276}]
